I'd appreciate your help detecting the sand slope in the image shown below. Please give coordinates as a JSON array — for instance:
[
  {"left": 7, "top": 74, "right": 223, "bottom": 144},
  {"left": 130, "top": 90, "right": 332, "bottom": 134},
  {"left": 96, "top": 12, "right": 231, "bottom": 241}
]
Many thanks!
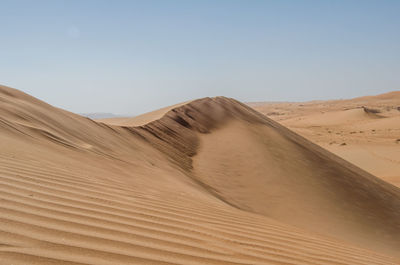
[
  {"left": 249, "top": 91, "right": 400, "bottom": 187},
  {"left": 0, "top": 85, "right": 399, "bottom": 264},
  {"left": 132, "top": 97, "right": 400, "bottom": 257}
]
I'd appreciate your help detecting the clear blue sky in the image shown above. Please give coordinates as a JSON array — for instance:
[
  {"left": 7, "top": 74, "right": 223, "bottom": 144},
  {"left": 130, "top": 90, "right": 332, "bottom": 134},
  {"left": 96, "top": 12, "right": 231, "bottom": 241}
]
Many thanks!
[{"left": 1, "top": 0, "right": 399, "bottom": 115}]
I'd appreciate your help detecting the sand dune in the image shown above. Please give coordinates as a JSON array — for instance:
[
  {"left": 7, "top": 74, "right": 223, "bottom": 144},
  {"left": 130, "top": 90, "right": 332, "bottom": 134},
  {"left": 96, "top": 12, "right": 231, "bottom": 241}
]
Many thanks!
[
  {"left": 248, "top": 91, "right": 400, "bottom": 187},
  {"left": 1, "top": 85, "right": 400, "bottom": 264},
  {"left": 98, "top": 101, "right": 190, "bottom": 126}
]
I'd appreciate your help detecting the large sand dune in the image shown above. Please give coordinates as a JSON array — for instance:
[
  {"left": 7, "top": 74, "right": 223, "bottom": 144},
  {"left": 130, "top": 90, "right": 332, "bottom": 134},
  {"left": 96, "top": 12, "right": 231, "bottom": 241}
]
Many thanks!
[{"left": 0, "top": 85, "right": 399, "bottom": 264}]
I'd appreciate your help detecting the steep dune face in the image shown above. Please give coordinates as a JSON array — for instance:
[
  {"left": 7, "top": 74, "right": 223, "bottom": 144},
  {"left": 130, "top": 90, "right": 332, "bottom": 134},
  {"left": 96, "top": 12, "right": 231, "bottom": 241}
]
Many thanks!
[
  {"left": 1, "top": 85, "right": 400, "bottom": 264},
  {"left": 135, "top": 97, "right": 400, "bottom": 258}
]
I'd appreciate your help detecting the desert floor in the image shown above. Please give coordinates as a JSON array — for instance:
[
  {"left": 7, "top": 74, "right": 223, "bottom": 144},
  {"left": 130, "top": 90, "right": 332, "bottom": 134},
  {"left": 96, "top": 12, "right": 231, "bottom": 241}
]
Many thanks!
[{"left": 249, "top": 91, "right": 400, "bottom": 188}]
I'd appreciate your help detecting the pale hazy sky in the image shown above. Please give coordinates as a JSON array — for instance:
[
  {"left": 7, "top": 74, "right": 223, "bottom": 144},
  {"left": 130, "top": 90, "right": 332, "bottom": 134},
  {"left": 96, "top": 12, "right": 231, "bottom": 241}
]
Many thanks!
[{"left": 1, "top": 0, "right": 399, "bottom": 115}]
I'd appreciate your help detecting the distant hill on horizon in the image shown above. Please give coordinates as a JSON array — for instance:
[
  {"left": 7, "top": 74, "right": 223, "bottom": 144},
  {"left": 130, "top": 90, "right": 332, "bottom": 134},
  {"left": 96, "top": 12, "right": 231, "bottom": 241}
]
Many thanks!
[{"left": 80, "top": 112, "right": 125, "bottom": 120}]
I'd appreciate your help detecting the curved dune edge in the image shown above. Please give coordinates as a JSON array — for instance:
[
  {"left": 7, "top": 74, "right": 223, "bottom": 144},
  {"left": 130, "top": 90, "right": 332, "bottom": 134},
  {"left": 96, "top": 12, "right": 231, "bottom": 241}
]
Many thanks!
[{"left": 0, "top": 85, "right": 399, "bottom": 264}]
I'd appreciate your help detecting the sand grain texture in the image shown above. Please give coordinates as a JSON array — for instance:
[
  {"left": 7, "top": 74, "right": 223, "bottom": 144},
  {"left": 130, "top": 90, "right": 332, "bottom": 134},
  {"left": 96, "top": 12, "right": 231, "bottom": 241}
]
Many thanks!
[{"left": 0, "top": 85, "right": 399, "bottom": 264}]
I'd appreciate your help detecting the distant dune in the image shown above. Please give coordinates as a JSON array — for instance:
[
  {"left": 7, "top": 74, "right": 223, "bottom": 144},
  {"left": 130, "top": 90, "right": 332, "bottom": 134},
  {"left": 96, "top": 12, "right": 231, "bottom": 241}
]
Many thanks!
[
  {"left": 80, "top": 113, "right": 123, "bottom": 120},
  {"left": 248, "top": 91, "right": 400, "bottom": 187},
  {"left": 97, "top": 101, "right": 190, "bottom": 126},
  {"left": 1, "top": 84, "right": 400, "bottom": 264}
]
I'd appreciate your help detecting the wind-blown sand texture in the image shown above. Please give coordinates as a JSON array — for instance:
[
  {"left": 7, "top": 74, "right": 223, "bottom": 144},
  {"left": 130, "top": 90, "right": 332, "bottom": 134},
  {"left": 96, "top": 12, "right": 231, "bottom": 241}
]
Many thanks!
[
  {"left": 1, "top": 85, "right": 400, "bottom": 264},
  {"left": 248, "top": 91, "right": 400, "bottom": 187}
]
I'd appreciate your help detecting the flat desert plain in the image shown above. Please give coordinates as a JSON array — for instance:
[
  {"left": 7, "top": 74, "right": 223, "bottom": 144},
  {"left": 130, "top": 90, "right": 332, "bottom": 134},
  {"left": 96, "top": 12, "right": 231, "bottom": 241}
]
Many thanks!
[{"left": 0, "top": 85, "right": 400, "bottom": 264}]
